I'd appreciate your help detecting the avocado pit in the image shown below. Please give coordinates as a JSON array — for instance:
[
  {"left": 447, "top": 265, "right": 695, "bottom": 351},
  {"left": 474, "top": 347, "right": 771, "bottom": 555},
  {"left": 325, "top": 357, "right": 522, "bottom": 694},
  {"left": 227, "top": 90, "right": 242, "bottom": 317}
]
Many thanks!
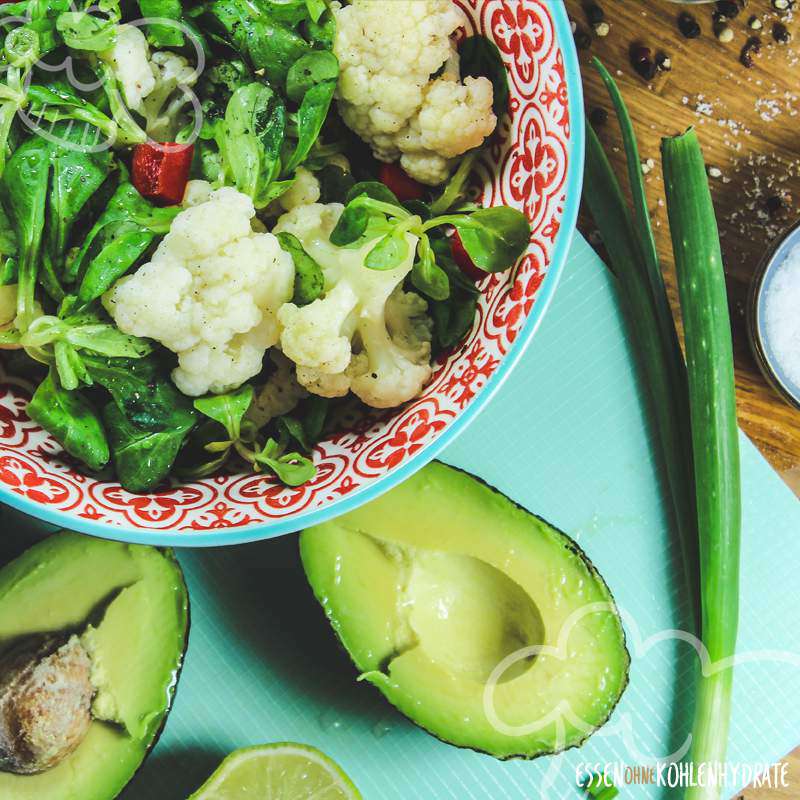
[{"left": 0, "top": 634, "right": 94, "bottom": 775}]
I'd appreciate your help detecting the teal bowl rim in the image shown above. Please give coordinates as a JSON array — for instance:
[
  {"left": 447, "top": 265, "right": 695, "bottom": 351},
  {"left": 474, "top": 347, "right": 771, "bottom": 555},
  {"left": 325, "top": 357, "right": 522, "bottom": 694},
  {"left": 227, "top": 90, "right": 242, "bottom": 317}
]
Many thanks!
[{"left": 1, "top": 3, "right": 585, "bottom": 547}]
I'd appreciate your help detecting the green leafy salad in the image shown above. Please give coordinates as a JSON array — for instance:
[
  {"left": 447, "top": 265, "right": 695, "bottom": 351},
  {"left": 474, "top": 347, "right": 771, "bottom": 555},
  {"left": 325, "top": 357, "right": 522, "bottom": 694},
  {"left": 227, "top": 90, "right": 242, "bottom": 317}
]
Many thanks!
[{"left": 0, "top": 0, "right": 532, "bottom": 492}]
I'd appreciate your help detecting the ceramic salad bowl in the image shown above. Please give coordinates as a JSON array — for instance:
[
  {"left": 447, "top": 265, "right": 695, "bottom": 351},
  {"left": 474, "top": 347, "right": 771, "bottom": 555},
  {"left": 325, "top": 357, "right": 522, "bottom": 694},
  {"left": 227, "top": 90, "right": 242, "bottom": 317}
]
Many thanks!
[{"left": 0, "top": 0, "right": 583, "bottom": 545}]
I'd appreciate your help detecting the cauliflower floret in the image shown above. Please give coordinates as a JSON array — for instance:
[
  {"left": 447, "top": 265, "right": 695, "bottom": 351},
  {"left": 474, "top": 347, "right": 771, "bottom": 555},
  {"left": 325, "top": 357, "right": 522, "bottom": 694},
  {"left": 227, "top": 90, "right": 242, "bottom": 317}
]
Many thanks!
[
  {"left": 246, "top": 351, "right": 308, "bottom": 429},
  {"left": 278, "top": 282, "right": 359, "bottom": 374},
  {"left": 350, "top": 304, "right": 432, "bottom": 409},
  {"left": 100, "top": 25, "right": 156, "bottom": 112},
  {"left": 103, "top": 185, "right": 294, "bottom": 397},
  {"left": 142, "top": 50, "right": 199, "bottom": 140},
  {"left": 275, "top": 203, "right": 433, "bottom": 408},
  {"left": 332, "top": 0, "right": 497, "bottom": 185},
  {"left": 279, "top": 167, "right": 321, "bottom": 212}
]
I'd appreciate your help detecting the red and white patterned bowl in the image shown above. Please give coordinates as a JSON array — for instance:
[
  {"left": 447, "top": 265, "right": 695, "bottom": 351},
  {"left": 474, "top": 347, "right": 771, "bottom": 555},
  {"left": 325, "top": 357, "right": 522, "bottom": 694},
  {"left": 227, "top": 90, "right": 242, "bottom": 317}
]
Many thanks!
[{"left": 0, "top": 0, "right": 583, "bottom": 545}]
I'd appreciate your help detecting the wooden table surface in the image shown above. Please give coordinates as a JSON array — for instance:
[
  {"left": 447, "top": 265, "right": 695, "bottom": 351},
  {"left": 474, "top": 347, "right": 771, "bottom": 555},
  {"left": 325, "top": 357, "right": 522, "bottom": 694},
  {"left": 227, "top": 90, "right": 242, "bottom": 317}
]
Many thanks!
[{"left": 563, "top": 0, "right": 800, "bottom": 795}]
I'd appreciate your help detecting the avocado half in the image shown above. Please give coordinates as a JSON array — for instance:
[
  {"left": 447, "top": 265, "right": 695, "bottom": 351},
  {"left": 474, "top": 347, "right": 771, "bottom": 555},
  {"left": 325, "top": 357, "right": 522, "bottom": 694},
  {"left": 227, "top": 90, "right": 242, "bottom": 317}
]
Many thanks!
[
  {"left": 0, "top": 532, "right": 189, "bottom": 799},
  {"left": 300, "top": 462, "right": 630, "bottom": 759}
]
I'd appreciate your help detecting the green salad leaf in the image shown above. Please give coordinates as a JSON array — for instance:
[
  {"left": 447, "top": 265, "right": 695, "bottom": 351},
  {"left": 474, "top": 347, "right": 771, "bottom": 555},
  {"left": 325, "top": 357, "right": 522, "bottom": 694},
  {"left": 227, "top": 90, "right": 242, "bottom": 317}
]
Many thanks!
[
  {"left": 194, "top": 384, "right": 254, "bottom": 442},
  {"left": 27, "top": 370, "right": 109, "bottom": 471},
  {"left": 103, "top": 401, "right": 194, "bottom": 492},
  {"left": 277, "top": 231, "right": 325, "bottom": 305},
  {"left": 217, "top": 83, "right": 286, "bottom": 206},
  {"left": 71, "top": 181, "right": 180, "bottom": 300},
  {"left": 138, "top": 0, "right": 184, "bottom": 47},
  {"left": 56, "top": 11, "right": 117, "bottom": 51},
  {"left": 459, "top": 35, "right": 510, "bottom": 119},
  {"left": 253, "top": 438, "right": 316, "bottom": 486},
  {"left": 0, "top": 134, "right": 50, "bottom": 330}
]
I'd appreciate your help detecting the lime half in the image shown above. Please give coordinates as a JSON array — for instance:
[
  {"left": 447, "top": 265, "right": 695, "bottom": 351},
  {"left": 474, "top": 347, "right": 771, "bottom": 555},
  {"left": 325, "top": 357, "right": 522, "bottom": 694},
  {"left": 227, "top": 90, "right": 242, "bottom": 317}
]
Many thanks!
[{"left": 188, "top": 742, "right": 362, "bottom": 800}]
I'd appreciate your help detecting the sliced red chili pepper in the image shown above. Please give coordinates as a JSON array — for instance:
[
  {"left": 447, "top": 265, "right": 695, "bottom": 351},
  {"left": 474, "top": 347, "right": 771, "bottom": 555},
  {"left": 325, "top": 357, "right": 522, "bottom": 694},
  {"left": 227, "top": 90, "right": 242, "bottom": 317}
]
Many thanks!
[
  {"left": 450, "top": 229, "right": 485, "bottom": 282},
  {"left": 378, "top": 162, "right": 426, "bottom": 203},
  {"left": 131, "top": 142, "right": 194, "bottom": 207}
]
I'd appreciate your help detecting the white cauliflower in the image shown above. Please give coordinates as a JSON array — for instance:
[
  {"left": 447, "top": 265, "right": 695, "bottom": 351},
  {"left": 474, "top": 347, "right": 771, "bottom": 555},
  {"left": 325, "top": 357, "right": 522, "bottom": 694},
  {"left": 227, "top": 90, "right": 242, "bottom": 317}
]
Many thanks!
[
  {"left": 332, "top": 0, "right": 497, "bottom": 185},
  {"left": 247, "top": 351, "right": 308, "bottom": 429},
  {"left": 100, "top": 26, "right": 198, "bottom": 139},
  {"left": 274, "top": 203, "right": 433, "bottom": 408},
  {"left": 103, "top": 185, "right": 294, "bottom": 397},
  {"left": 100, "top": 25, "right": 155, "bottom": 112},
  {"left": 279, "top": 167, "right": 321, "bottom": 211},
  {"left": 141, "top": 50, "right": 199, "bottom": 140}
]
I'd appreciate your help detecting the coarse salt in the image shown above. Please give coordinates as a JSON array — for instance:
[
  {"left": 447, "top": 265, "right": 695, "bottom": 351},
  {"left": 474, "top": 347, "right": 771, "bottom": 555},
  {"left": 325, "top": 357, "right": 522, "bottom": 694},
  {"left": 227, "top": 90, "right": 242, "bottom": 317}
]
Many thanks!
[{"left": 764, "top": 243, "right": 800, "bottom": 391}]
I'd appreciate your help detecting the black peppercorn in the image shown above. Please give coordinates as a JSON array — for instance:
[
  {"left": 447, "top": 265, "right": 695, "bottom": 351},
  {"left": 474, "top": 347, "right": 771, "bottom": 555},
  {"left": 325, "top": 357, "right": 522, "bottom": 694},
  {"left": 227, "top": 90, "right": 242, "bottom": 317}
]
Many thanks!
[
  {"left": 574, "top": 28, "right": 592, "bottom": 49},
  {"left": 584, "top": 2, "right": 605, "bottom": 26},
  {"left": 589, "top": 107, "right": 608, "bottom": 127},
  {"left": 715, "top": 0, "right": 741, "bottom": 19},
  {"left": 678, "top": 11, "right": 701, "bottom": 39},
  {"left": 772, "top": 22, "right": 791, "bottom": 43},
  {"left": 629, "top": 43, "right": 656, "bottom": 80},
  {"left": 765, "top": 195, "right": 785, "bottom": 215},
  {"left": 740, "top": 35, "right": 761, "bottom": 67}
]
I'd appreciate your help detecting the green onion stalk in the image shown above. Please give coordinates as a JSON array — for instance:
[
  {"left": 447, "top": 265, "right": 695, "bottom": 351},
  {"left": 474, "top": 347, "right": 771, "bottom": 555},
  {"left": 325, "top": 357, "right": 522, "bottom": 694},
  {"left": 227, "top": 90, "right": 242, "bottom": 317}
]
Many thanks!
[{"left": 662, "top": 128, "right": 741, "bottom": 800}]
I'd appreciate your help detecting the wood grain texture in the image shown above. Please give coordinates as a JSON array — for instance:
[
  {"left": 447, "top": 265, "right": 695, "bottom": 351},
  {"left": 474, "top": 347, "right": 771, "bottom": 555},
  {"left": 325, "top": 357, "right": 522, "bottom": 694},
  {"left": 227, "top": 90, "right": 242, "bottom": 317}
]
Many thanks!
[{"left": 562, "top": 0, "right": 800, "bottom": 795}]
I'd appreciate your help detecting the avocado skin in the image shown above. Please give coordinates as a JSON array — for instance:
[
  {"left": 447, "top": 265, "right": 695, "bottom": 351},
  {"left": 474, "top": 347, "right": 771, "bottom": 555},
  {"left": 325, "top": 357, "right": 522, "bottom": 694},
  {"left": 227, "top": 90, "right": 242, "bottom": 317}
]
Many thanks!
[
  {"left": 300, "top": 461, "right": 631, "bottom": 760},
  {"left": 0, "top": 534, "right": 190, "bottom": 799}
]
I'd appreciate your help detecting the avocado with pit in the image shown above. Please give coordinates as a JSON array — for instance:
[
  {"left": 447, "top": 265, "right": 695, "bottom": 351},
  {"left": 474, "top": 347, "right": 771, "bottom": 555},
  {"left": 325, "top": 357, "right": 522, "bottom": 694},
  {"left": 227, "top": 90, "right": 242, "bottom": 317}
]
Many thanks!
[
  {"left": 0, "top": 532, "right": 189, "bottom": 798},
  {"left": 300, "top": 462, "right": 630, "bottom": 759}
]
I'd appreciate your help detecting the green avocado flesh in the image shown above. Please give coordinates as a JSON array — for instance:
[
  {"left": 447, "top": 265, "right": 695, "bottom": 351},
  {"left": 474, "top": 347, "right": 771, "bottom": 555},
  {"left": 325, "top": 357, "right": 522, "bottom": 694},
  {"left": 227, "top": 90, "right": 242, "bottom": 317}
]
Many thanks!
[
  {"left": 0, "top": 532, "right": 189, "bottom": 799},
  {"left": 300, "top": 462, "right": 630, "bottom": 759}
]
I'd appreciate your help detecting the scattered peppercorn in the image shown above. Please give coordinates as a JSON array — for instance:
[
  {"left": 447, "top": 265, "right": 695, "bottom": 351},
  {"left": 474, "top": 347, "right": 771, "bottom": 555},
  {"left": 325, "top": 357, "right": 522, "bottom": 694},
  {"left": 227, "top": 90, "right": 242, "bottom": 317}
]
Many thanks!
[
  {"left": 765, "top": 194, "right": 785, "bottom": 216},
  {"left": 715, "top": 0, "right": 741, "bottom": 19},
  {"left": 678, "top": 11, "right": 702, "bottom": 39},
  {"left": 594, "top": 21, "right": 610, "bottom": 37},
  {"left": 584, "top": 2, "right": 605, "bottom": 25},
  {"left": 589, "top": 107, "right": 608, "bottom": 127},
  {"left": 748, "top": 15, "right": 763, "bottom": 30},
  {"left": 574, "top": 28, "right": 592, "bottom": 49},
  {"left": 715, "top": 22, "right": 735, "bottom": 43},
  {"left": 655, "top": 52, "right": 672, "bottom": 72},
  {"left": 740, "top": 35, "right": 761, "bottom": 67},
  {"left": 772, "top": 22, "right": 791, "bottom": 43},
  {"left": 629, "top": 43, "right": 656, "bottom": 80}
]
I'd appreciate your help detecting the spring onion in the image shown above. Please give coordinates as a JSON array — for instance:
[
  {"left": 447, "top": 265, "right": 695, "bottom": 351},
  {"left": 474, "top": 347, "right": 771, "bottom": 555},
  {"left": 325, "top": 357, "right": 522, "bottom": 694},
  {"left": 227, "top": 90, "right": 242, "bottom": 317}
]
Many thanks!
[
  {"left": 585, "top": 61, "right": 699, "bottom": 627},
  {"left": 662, "top": 128, "right": 741, "bottom": 800}
]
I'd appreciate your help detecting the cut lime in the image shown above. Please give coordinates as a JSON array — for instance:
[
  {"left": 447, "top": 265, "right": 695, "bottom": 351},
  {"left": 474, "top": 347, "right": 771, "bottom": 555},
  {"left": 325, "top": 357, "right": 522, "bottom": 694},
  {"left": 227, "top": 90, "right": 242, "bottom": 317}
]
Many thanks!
[{"left": 187, "top": 742, "right": 362, "bottom": 800}]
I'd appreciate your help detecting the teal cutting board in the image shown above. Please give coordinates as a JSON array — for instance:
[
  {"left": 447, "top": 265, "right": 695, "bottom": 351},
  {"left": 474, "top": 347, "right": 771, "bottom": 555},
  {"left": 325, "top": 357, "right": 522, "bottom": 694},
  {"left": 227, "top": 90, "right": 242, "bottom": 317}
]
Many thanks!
[{"left": 3, "top": 235, "right": 799, "bottom": 800}]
